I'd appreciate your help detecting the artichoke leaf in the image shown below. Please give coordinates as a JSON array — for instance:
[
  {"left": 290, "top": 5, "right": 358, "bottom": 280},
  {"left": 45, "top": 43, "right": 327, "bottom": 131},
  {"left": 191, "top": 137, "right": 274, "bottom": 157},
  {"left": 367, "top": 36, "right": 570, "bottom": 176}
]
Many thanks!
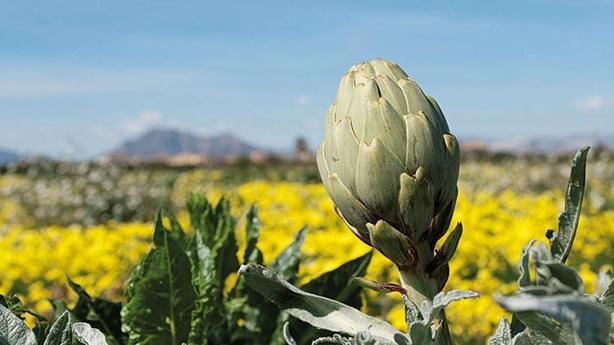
[
  {"left": 333, "top": 117, "right": 361, "bottom": 191},
  {"left": 374, "top": 74, "right": 406, "bottom": 115},
  {"left": 238, "top": 264, "right": 408, "bottom": 344},
  {"left": 398, "top": 170, "right": 434, "bottom": 239},
  {"left": 426, "top": 95, "right": 450, "bottom": 133},
  {"left": 403, "top": 113, "right": 445, "bottom": 185},
  {"left": 398, "top": 80, "right": 436, "bottom": 123},
  {"left": 368, "top": 220, "right": 417, "bottom": 269},
  {"left": 370, "top": 59, "right": 408, "bottom": 81},
  {"left": 439, "top": 133, "right": 460, "bottom": 204},
  {"left": 328, "top": 174, "right": 372, "bottom": 242},
  {"left": 355, "top": 139, "right": 404, "bottom": 222},
  {"left": 368, "top": 98, "right": 407, "bottom": 163},
  {"left": 335, "top": 72, "right": 356, "bottom": 120}
]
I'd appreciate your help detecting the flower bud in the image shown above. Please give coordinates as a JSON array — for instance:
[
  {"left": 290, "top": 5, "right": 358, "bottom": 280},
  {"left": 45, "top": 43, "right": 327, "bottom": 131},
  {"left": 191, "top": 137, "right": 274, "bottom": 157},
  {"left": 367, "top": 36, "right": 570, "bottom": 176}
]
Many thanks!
[{"left": 317, "top": 59, "right": 460, "bottom": 288}]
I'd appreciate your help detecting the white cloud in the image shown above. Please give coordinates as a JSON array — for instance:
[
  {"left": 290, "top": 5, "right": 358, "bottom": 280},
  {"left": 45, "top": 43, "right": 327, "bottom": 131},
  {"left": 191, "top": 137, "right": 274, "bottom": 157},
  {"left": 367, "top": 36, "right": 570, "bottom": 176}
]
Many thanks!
[
  {"left": 119, "top": 110, "right": 164, "bottom": 135},
  {"left": 575, "top": 96, "right": 607, "bottom": 112},
  {"left": 295, "top": 94, "right": 312, "bottom": 107}
]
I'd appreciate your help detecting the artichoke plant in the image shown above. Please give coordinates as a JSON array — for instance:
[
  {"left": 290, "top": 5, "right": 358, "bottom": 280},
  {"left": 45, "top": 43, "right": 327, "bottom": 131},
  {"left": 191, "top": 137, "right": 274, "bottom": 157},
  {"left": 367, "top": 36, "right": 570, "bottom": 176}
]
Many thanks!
[{"left": 316, "top": 59, "right": 461, "bottom": 305}]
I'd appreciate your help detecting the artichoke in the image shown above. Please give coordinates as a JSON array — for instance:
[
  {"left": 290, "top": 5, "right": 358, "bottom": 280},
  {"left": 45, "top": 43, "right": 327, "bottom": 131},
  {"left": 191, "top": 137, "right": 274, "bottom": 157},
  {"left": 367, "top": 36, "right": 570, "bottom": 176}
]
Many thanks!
[{"left": 316, "top": 59, "right": 460, "bottom": 298}]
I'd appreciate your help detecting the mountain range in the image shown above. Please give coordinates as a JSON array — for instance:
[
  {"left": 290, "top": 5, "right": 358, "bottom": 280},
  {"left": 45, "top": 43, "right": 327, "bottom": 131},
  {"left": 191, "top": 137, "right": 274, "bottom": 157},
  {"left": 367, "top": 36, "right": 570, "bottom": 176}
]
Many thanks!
[
  {"left": 0, "top": 149, "right": 17, "bottom": 165},
  {"left": 462, "top": 134, "right": 614, "bottom": 154},
  {"left": 110, "top": 128, "right": 261, "bottom": 160},
  {"left": 0, "top": 129, "right": 612, "bottom": 165}
]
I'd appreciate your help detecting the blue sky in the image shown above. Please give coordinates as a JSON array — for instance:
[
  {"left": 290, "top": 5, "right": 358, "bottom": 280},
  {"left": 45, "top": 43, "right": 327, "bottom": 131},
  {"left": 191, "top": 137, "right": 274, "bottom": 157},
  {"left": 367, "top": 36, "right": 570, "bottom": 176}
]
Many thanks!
[{"left": 1, "top": 1, "right": 613, "bottom": 157}]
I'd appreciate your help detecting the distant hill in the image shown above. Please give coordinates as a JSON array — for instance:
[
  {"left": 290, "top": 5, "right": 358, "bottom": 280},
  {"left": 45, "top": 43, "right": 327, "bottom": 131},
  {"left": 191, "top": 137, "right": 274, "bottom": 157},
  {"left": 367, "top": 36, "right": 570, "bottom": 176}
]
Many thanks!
[
  {"left": 460, "top": 134, "right": 614, "bottom": 154},
  {"left": 111, "top": 128, "right": 262, "bottom": 160},
  {"left": 0, "top": 148, "right": 18, "bottom": 165}
]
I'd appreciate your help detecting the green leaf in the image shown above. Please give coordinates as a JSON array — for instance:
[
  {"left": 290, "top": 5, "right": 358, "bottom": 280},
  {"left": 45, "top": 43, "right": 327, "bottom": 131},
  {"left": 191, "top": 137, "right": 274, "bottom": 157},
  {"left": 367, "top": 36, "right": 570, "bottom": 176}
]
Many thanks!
[
  {"left": 401, "top": 295, "right": 421, "bottom": 326},
  {"left": 238, "top": 264, "right": 407, "bottom": 343},
  {"left": 213, "top": 200, "right": 240, "bottom": 283},
  {"left": 224, "top": 205, "right": 269, "bottom": 343},
  {"left": 282, "top": 322, "right": 298, "bottom": 345},
  {"left": 547, "top": 146, "right": 589, "bottom": 263},
  {"left": 535, "top": 262, "right": 584, "bottom": 293},
  {"left": 353, "top": 329, "right": 380, "bottom": 345},
  {"left": 243, "top": 204, "right": 263, "bottom": 265},
  {"left": 428, "top": 290, "right": 479, "bottom": 321},
  {"left": 187, "top": 231, "right": 228, "bottom": 344},
  {"left": 353, "top": 278, "right": 406, "bottom": 295},
  {"left": 289, "top": 252, "right": 373, "bottom": 344},
  {"left": 518, "top": 241, "right": 535, "bottom": 288},
  {"left": 187, "top": 196, "right": 247, "bottom": 344},
  {"left": 530, "top": 243, "right": 553, "bottom": 286},
  {"left": 312, "top": 334, "right": 353, "bottom": 344},
  {"left": 72, "top": 323, "right": 108, "bottom": 345},
  {"left": 428, "top": 223, "right": 463, "bottom": 274},
  {"left": 601, "top": 279, "right": 613, "bottom": 311},
  {"left": 121, "top": 219, "right": 196, "bottom": 345},
  {"left": 0, "top": 293, "right": 49, "bottom": 343},
  {"left": 511, "top": 331, "right": 552, "bottom": 345},
  {"left": 242, "top": 224, "right": 307, "bottom": 344},
  {"left": 303, "top": 251, "right": 373, "bottom": 308},
  {"left": 188, "top": 195, "right": 239, "bottom": 283},
  {"left": 270, "top": 228, "right": 307, "bottom": 283},
  {"left": 186, "top": 193, "right": 210, "bottom": 241},
  {"left": 311, "top": 329, "right": 389, "bottom": 345},
  {"left": 497, "top": 293, "right": 611, "bottom": 345},
  {"left": 159, "top": 208, "right": 187, "bottom": 250},
  {"left": 43, "top": 311, "right": 72, "bottom": 345},
  {"left": 66, "top": 277, "right": 124, "bottom": 344},
  {"left": 512, "top": 312, "right": 574, "bottom": 345},
  {"left": 0, "top": 304, "right": 37, "bottom": 345},
  {"left": 408, "top": 322, "right": 431, "bottom": 345},
  {"left": 488, "top": 318, "right": 512, "bottom": 345}
]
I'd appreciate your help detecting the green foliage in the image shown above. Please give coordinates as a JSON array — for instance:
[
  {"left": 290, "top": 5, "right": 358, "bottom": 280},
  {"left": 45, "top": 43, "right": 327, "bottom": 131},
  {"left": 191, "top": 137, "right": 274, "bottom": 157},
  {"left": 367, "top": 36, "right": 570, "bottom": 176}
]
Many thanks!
[
  {"left": 0, "top": 192, "right": 373, "bottom": 345},
  {"left": 238, "top": 264, "right": 405, "bottom": 344},
  {"left": 488, "top": 318, "right": 511, "bottom": 345},
  {"left": 42, "top": 312, "right": 71, "bottom": 345},
  {"left": 120, "top": 214, "right": 196, "bottom": 345},
  {"left": 493, "top": 147, "right": 614, "bottom": 345},
  {"left": 403, "top": 290, "right": 478, "bottom": 345},
  {"left": 64, "top": 278, "right": 124, "bottom": 344},
  {"left": 72, "top": 323, "right": 108, "bottom": 345},
  {"left": 546, "top": 147, "right": 589, "bottom": 263},
  {"left": 0, "top": 306, "right": 95, "bottom": 345},
  {"left": 0, "top": 303, "right": 38, "bottom": 345}
]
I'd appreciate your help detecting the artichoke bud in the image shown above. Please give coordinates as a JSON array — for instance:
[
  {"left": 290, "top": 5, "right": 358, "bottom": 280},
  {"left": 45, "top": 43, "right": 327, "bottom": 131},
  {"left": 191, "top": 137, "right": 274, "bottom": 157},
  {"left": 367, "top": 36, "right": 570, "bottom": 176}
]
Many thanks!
[{"left": 317, "top": 58, "right": 460, "bottom": 271}]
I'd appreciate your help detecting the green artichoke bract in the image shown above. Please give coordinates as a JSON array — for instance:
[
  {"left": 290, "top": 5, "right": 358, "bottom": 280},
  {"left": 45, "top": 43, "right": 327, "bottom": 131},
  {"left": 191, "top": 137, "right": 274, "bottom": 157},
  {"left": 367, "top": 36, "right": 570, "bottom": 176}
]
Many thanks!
[{"left": 316, "top": 59, "right": 460, "bottom": 301}]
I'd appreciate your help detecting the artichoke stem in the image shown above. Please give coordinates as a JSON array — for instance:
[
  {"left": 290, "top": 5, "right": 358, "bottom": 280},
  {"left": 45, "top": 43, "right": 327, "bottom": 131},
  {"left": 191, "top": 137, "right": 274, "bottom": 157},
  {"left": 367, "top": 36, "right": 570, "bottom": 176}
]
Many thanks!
[
  {"left": 397, "top": 239, "right": 437, "bottom": 305},
  {"left": 398, "top": 265, "right": 453, "bottom": 345},
  {"left": 397, "top": 267, "right": 435, "bottom": 307}
]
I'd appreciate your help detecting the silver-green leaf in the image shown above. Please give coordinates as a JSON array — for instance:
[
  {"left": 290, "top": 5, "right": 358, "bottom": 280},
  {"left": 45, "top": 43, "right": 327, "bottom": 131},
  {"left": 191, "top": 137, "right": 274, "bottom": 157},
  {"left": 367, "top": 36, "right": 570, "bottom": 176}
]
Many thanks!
[
  {"left": 0, "top": 304, "right": 37, "bottom": 345},
  {"left": 72, "top": 323, "right": 108, "bottom": 345},
  {"left": 238, "top": 264, "right": 407, "bottom": 343},
  {"left": 547, "top": 147, "right": 589, "bottom": 263},
  {"left": 43, "top": 311, "right": 72, "bottom": 345},
  {"left": 488, "top": 318, "right": 512, "bottom": 345},
  {"left": 497, "top": 293, "right": 611, "bottom": 345}
]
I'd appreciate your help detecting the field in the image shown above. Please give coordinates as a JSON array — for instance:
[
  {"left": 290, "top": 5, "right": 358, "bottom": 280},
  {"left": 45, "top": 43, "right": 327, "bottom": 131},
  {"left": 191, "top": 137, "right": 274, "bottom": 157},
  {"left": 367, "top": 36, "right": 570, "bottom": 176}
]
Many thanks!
[{"left": 0, "top": 152, "right": 612, "bottom": 344}]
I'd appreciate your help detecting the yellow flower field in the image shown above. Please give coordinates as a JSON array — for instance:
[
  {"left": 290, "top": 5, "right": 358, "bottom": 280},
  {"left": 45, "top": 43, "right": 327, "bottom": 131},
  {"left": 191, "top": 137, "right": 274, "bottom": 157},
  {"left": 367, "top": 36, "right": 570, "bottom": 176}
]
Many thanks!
[{"left": 0, "top": 179, "right": 611, "bottom": 343}]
